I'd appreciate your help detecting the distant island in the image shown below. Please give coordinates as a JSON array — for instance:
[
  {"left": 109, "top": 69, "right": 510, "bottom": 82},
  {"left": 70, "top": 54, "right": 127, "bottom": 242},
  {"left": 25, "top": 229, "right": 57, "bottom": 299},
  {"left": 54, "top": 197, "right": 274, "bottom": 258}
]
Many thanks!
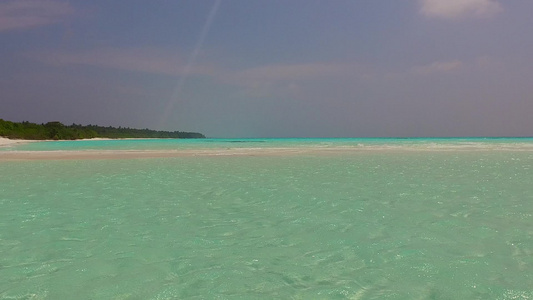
[{"left": 0, "top": 119, "right": 205, "bottom": 140}]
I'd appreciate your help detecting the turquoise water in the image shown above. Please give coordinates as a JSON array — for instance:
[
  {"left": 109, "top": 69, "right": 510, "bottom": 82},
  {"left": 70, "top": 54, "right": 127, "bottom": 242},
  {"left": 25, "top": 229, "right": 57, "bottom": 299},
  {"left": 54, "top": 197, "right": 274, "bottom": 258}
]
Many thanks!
[{"left": 1, "top": 139, "right": 532, "bottom": 299}]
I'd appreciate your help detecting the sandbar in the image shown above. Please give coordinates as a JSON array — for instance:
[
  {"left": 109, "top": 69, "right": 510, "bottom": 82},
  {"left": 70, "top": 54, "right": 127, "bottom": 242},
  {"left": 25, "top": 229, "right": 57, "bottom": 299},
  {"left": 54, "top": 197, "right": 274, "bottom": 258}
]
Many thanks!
[
  {"left": 0, "top": 147, "right": 360, "bottom": 161},
  {"left": 2, "top": 137, "right": 532, "bottom": 161}
]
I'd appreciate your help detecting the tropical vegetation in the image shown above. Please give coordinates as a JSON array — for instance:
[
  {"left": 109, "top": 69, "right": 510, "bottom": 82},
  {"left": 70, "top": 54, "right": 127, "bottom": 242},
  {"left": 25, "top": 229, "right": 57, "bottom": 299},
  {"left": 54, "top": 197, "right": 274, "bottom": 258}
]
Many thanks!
[{"left": 0, "top": 119, "right": 205, "bottom": 140}]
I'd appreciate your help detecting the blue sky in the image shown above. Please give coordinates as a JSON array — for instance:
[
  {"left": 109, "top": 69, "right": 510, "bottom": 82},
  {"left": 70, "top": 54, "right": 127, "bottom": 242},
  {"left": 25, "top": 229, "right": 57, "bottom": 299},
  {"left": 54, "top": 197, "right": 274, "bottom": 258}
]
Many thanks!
[{"left": 1, "top": 0, "right": 532, "bottom": 137}]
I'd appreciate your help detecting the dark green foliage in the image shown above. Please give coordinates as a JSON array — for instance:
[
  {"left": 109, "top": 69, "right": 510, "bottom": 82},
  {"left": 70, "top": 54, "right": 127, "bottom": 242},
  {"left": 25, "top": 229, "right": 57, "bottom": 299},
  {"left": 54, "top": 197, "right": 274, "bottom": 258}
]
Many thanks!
[{"left": 0, "top": 119, "right": 205, "bottom": 140}]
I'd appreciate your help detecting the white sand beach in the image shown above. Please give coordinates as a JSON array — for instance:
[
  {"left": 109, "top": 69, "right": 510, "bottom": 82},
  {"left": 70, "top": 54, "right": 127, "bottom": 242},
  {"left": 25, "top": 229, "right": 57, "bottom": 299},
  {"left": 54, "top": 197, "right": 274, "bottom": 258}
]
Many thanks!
[{"left": 0, "top": 137, "right": 37, "bottom": 147}]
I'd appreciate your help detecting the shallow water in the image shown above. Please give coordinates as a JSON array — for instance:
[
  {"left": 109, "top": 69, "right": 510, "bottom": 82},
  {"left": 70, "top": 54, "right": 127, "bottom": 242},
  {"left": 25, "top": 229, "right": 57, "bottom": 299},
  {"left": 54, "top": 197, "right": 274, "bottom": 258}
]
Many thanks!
[{"left": 1, "top": 139, "right": 532, "bottom": 299}]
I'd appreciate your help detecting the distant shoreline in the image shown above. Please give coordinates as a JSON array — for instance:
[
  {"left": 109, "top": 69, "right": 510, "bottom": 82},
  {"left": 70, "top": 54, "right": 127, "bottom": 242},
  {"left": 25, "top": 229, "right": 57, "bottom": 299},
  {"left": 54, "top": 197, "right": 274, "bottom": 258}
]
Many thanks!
[{"left": 0, "top": 137, "right": 153, "bottom": 147}]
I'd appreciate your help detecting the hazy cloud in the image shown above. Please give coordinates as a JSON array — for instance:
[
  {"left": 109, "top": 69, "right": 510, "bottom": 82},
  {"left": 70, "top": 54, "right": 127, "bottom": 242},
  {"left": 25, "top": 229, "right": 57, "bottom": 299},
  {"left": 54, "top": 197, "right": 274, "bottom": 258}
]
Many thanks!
[
  {"left": 223, "top": 63, "right": 354, "bottom": 98},
  {"left": 412, "top": 60, "right": 463, "bottom": 74},
  {"left": 419, "top": 0, "right": 502, "bottom": 19},
  {"left": 0, "top": 0, "right": 73, "bottom": 32},
  {"left": 229, "top": 63, "right": 349, "bottom": 82},
  {"left": 225, "top": 63, "right": 354, "bottom": 88},
  {"left": 474, "top": 55, "right": 501, "bottom": 69},
  {"left": 26, "top": 47, "right": 216, "bottom": 76}
]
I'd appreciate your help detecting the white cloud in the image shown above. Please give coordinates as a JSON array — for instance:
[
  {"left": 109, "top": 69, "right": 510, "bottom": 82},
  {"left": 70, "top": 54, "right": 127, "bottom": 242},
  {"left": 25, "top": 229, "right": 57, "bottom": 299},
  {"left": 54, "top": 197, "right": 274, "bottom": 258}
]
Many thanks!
[
  {"left": 0, "top": 0, "right": 73, "bottom": 32},
  {"left": 412, "top": 60, "right": 463, "bottom": 74},
  {"left": 419, "top": 0, "right": 502, "bottom": 19}
]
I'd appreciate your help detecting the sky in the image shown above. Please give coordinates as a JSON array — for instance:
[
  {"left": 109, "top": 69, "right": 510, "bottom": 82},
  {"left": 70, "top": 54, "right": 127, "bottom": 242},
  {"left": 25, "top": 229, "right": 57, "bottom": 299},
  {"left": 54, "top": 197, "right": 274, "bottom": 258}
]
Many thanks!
[{"left": 1, "top": 0, "right": 532, "bottom": 138}]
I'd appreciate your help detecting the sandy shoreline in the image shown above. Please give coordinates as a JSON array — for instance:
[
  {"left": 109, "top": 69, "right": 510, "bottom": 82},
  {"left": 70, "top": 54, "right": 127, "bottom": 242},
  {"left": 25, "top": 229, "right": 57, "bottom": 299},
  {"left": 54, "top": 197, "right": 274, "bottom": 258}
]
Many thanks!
[
  {"left": 0, "top": 137, "right": 142, "bottom": 148},
  {"left": 0, "top": 137, "right": 39, "bottom": 147}
]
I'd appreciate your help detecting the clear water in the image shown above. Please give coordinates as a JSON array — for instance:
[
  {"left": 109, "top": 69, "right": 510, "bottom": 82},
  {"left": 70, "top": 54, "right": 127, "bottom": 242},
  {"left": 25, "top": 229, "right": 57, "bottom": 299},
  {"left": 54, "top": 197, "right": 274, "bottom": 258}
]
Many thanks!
[{"left": 1, "top": 139, "right": 532, "bottom": 299}]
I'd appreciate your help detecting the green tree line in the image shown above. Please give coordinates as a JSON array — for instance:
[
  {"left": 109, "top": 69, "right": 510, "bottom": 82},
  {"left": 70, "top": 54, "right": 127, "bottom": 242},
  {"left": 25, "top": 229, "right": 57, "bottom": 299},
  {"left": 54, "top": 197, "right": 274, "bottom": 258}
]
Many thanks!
[{"left": 0, "top": 119, "right": 205, "bottom": 140}]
